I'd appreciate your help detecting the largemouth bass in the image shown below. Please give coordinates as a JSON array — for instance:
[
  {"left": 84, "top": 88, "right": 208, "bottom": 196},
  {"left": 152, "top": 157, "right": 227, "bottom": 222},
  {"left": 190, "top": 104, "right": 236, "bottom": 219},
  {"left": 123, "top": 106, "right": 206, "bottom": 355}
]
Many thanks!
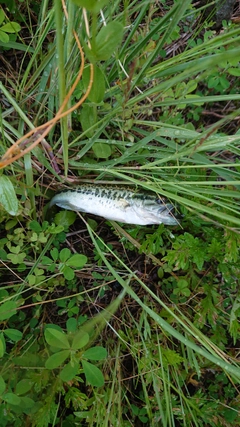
[{"left": 49, "top": 185, "right": 178, "bottom": 225}]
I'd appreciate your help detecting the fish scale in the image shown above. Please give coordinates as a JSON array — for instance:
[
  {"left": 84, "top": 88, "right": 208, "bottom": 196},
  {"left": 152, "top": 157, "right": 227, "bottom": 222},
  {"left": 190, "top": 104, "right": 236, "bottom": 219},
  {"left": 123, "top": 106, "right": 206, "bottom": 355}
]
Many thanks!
[{"left": 49, "top": 184, "right": 178, "bottom": 225}]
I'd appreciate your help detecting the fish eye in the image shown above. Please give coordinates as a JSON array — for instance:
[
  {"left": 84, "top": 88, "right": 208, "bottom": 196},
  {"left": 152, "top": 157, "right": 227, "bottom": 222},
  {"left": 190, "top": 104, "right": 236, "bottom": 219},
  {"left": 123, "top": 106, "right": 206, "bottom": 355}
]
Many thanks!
[{"left": 156, "top": 197, "right": 165, "bottom": 204}]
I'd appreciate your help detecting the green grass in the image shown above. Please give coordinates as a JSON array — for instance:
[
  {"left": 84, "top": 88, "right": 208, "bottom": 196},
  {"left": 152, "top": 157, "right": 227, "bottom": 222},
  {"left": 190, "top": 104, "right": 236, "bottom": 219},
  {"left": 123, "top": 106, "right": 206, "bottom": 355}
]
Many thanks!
[{"left": 0, "top": 0, "right": 240, "bottom": 426}]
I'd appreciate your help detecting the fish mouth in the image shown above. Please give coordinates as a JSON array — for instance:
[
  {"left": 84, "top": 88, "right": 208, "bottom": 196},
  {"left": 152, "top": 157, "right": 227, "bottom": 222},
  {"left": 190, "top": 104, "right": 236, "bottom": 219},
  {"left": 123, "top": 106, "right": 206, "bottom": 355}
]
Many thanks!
[
  {"left": 139, "top": 198, "right": 180, "bottom": 225},
  {"left": 157, "top": 204, "right": 180, "bottom": 225}
]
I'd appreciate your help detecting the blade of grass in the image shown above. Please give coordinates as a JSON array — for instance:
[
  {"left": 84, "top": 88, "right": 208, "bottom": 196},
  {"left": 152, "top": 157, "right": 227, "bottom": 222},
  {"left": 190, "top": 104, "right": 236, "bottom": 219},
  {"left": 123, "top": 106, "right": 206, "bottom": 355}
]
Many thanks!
[{"left": 54, "top": 0, "right": 68, "bottom": 175}]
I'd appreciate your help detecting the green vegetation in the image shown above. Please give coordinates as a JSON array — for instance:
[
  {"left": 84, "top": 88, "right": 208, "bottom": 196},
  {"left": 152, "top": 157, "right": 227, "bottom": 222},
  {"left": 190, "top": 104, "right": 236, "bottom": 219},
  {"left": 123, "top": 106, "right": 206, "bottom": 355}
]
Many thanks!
[{"left": 0, "top": 0, "right": 240, "bottom": 425}]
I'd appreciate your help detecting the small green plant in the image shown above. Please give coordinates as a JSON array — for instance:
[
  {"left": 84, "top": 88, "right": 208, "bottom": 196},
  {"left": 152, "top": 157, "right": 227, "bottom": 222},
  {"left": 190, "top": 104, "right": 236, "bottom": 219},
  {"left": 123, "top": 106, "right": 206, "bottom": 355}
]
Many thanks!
[
  {"left": 44, "top": 319, "right": 107, "bottom": 386},
  {"left": 131, "top": 404, "right": 148, "bottom": 424},
  {"left": 42, "top": 247, "right": 87, "bottom": 280},
  {"left": 0, "top": 319, "right": 107, "bottom": 426},
  {"left": 0, "top": 8, "right": 21, "bottom": 44}
]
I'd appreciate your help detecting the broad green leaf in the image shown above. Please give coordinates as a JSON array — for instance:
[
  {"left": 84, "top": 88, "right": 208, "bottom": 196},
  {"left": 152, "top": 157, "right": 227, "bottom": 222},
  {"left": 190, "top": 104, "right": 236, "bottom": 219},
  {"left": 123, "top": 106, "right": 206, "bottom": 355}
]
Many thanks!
[
  {"left": 69, "top": 0, "right": 108, "bottom": 13},
  {"left": 228, "top": 68, "right": 240, "bottom": 77},
  {"left": 82, "top": 360, "right": 104, "bottom": 387},
  {"left": 45, "top": 323, "right": 66, "bottom": 332},
  {"left": 60, "top": 360, "right": 79, "bottom": 382},
  {"left": 29, "top": 220, "right": 42, "bottom": 232},
  {"left": 66, "top": 318, "right": 77, "bottom": 334},
  {"left": 1, "top": 22, "right": 21, "bottom": 33},
  {"left": 177, "top": 279, "right": 189, "bottom": 289},
  {"left": 44, "top": 328, "right": 70, "bottom": 349},
  {"left": 20, "top": 396, "right": 35, "bottom": 409},
  {"left": 0, "top": 301, "right": 17, "bottom": 320},
  {"left": 15, "top": 379, "right": 33, "bottom": 395},
  {"left": 0, "top": 10, "right": 5, "bottom": 26},
  {"left": 50, "top": 247, "right": 59, "bottom": 262},
  {"left": 66, "top": 254, "right": 87, "bottom": 268},
  {"left": 0, "top": 376, "right": 6, "bottom": 394},
  {"left": 92, "top": 142, "right": 112, "bottom": 159},
  {"left": 45, "top": 350, "right": 70, "bottom": 369},
  {"left": 47, "top": 224, "right": 64, "bottom": 234},
  {"left": 42, "top": 256, "right": 53, "bottom": 265},
  {"left": 29, "top": 220, "right": 42, "bottom": 233},
  {"left": 7, "top": 251, "right": 26, "bottom": 265},
  {"left": 3, "top": 392, "right": 21, "bottom": 405},
  {"left": 93, "top": 22, "right": 124, "bottom": 61},
  {"left": 0, "top": 248, "right": 7, "bottom": 261},
  {"left": 0, "top": 333, "right": 6, "bottom": 357},
  {"left": 0, "top": 175, "right": 18, "bottom": 215},
  {"left": 4, "top": 328, "right": 23, "bottom": 342},
  {"left": 59, "top": 248, "right": 71, "bottom": 263},
  {"left": 0, "top": 30, "right": 9, "bottom": 43},
  {"left": 9, "top": 245, "right": 21, "bottom": 255},
  {"left": 83, "top": 346, "right": 107, "bottom": 361},
  {"left": 62, "top": 265, "right": 75, "bottom": 280},
  {"left": 80, "top": 104, "right": 97, "bottom": 138},
  {"left": 72, "top": 330, "right": 89, "bottom": 350},
  {"left": 82, "top": 65, "right": 105, "bottom": 103},
  {"left": 55, "top": 211, "right": 77, "bottom": 228},
  {"left": 185, "top": 80, "right": 197, "bottom": 94}
]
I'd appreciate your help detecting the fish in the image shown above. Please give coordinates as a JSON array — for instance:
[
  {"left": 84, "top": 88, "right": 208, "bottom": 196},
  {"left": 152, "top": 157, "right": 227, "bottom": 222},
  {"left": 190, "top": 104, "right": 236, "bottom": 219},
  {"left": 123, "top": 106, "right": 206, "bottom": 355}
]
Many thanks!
[{"left": 49, "top": 184, "right": 179, "bottom": 225}]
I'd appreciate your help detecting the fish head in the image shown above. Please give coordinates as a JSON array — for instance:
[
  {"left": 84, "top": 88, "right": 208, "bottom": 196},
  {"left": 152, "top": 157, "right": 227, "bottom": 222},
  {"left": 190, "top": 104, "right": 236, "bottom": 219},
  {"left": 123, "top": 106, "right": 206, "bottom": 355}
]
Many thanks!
[{"left": 132, "top": 197, "right": 179, "bottom": 225}]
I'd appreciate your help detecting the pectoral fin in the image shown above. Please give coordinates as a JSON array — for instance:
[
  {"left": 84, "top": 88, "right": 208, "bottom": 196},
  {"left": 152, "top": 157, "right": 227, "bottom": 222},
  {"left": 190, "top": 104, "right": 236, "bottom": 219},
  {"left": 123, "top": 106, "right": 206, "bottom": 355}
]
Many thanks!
[{"left": 117, "top": 198, "right": 131, "bottom": 210}]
